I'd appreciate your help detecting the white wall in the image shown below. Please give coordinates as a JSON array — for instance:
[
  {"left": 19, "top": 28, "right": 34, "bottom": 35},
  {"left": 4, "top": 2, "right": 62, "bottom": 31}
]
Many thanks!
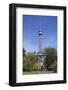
[{"left": 0, "top": 0, "right": 68, "bottom": 89}]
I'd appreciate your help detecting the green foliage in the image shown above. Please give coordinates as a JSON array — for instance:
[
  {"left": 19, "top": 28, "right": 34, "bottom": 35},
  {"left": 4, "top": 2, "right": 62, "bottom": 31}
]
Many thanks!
[
  {"left": 23, "top": 48, "right": 57, "bottom": 73},
  {"left": 27, "top": 53, "right": 36, "bottom": 63},
  {"left": 23, "top": 52, "right": 36, "bottom": 71},
  {"left": 43, "top": 48, "right": 57, "bottom": 72},
  {"left": 50, "top": 60, "right": 57, "bottom": 72},
  {"left": 23, "top": 48, "right": 26, "bottom": 56},
  {"left": 23, "top": 56, "right": 32, "bottom": 71}
]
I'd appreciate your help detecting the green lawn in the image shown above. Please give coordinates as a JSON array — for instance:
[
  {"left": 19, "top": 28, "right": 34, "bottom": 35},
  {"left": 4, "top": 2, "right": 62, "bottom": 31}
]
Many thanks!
[{"left": 23, "top": 71, "right": 40, "bottom": 75}]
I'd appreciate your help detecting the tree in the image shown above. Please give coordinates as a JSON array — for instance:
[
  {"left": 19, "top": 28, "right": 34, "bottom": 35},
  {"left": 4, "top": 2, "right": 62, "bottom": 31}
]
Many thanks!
[
  {"left": 23, "top": 48, "right": 32, "bottom": 71},
  {"left": 49, "top": 60, "right": 57, "bottom": 72},
  {"left": 43, "top": 48, "right": 57, "bottom": 72},
  {"left": 23, "top": 56, "right": 32, "bottom": 71},
  {"left": 23, "top": 52, "right": 37, "bottom": 72},
  {"left": 23, "top": 48, "right": 26, "bottom": 56}
]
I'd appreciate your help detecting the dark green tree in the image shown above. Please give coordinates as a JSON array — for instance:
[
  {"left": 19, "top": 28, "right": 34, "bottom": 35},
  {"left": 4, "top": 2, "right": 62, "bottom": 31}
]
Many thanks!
[
  {"left": 23, "top": 56, "right": 32, "bottom": 71},
  {"left": 23, "top": 52, "right": 36, "bottom": 72},
  {"left": 43, "top": 48, "right": 57, "bottom": 72},
  {"left": 23, "top": 48, "right": 26, "bottom": 56}
]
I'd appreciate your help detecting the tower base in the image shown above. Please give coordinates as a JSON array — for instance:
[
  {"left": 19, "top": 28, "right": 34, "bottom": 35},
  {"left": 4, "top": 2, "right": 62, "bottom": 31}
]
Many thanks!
[{"left": 37, "top": 53, "right": 46, "bottom": 71}]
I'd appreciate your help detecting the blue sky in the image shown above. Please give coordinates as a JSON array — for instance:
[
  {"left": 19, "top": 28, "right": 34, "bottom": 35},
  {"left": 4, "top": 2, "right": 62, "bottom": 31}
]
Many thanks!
[{"left": 23, "top": 15, "right": 57, "bottom": 52}]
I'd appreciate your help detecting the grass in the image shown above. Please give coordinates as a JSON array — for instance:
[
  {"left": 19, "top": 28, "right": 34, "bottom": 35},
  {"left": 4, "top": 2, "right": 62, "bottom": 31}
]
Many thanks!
[{"left": 23, "top": 71, "right": 40, "bottom": 75}]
